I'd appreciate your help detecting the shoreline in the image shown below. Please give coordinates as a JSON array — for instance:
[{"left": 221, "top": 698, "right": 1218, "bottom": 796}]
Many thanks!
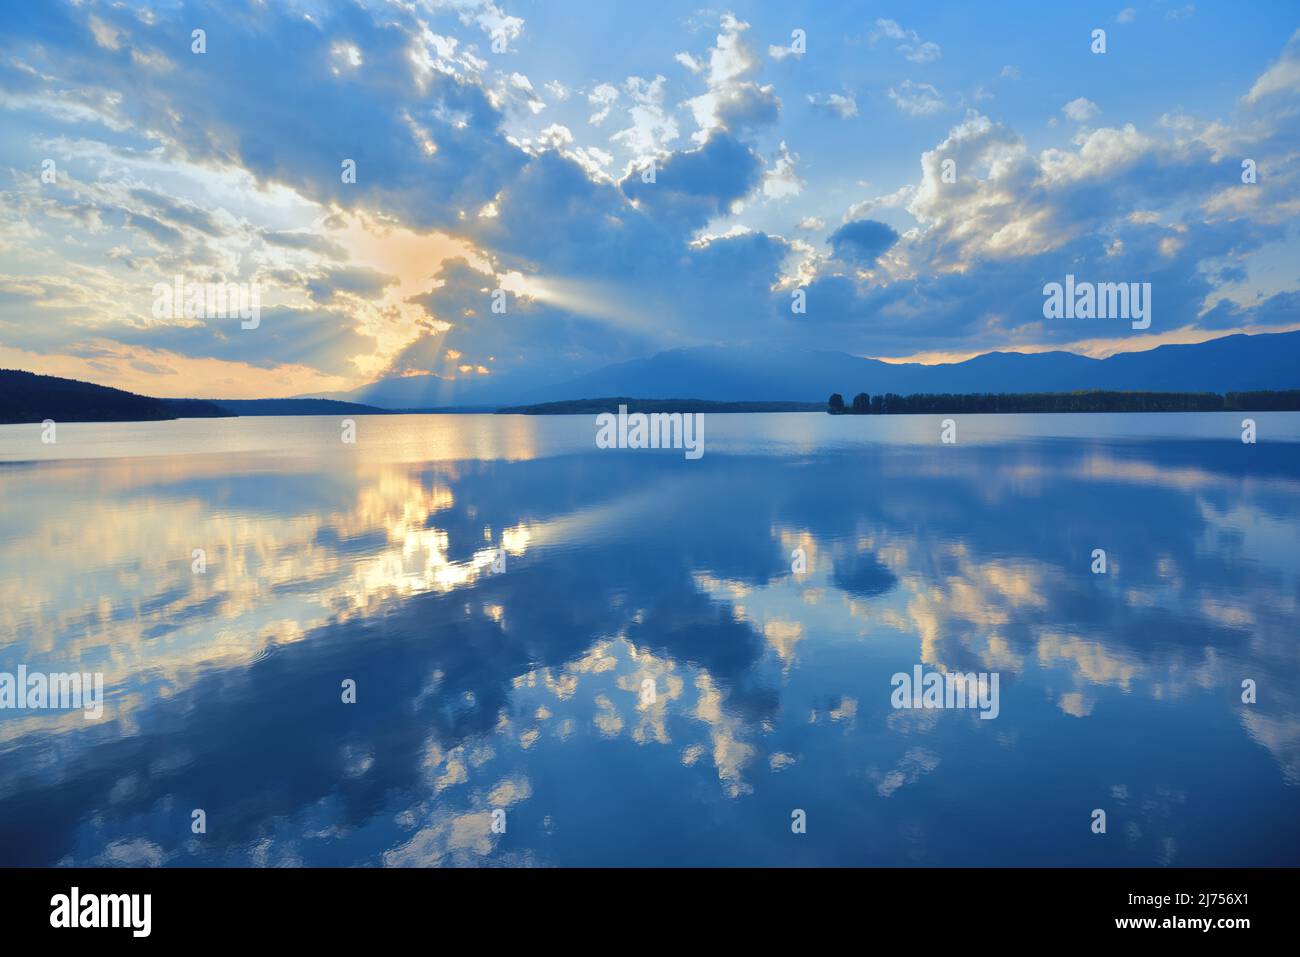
[{"left": 3, "top": 406, "right": 1300, "bottom": 428}]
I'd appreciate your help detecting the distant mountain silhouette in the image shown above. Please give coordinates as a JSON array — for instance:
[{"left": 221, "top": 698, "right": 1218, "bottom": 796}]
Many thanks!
[
  {"left": 209, "top": 398, "right": 389, "bottom": 416},
  {"left": 8, "top": 330, "right": 1297, "bottom": 422},
  {"left": 330, "top": 330, "right": 1300, "bottom": 408},
  {"left": 0, "top": 370, "right": 230, "bottom": 424}
]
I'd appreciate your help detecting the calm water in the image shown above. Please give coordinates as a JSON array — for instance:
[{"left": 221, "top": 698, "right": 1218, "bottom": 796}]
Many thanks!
[{"left": 1, "top": 412, "right": 1298, "bottom": 866}]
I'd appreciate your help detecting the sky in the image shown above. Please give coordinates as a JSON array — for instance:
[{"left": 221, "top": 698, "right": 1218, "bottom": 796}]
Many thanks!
[{"left": 0, "top": 0, "right": 1297, "bottom": 400}]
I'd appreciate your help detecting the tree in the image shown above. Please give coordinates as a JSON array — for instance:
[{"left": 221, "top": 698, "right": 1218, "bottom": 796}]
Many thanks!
[
  {"left": 828, "top": 393, "right": 845, "bottom": 413},
  {"left": 851, "top": 392, "right": 871, "bottom": 413}
]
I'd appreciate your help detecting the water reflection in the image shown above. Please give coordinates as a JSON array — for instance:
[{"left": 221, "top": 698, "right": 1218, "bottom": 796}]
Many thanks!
[{"left": 0, "top": 414, "right": 1297, "bottom": 865}]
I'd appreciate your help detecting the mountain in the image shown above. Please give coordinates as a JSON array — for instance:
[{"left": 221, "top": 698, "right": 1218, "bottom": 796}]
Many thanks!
[
  {"left": 0, "top": 372, "right": 391, "bottom": 424},
  {"left": 322, "top": 330, "right": 1300, "bottom": 408},
  {"left": 527, "top": 332, "right": 1300, "bottom": 402},
  {"left": 497, "top": 398, "right": 824, "bottom": 414},
  {"left": 5, "top": 329, "right": 1297, "bottom": 424},
  {"left": 0, "top": 370, "right": 230, "bottom": 424},
  {"left": 317, "top": 373, "right": 525, "bottom": 409},
  {"left": 208, "top": 398, "right": 390, "bottom": 416}
]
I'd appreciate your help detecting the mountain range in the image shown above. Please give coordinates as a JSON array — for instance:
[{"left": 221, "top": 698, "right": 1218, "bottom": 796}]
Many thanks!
[
  {"left": 4, "top": 330, "right": 1299, "bottom": 424},
  {"left": 323, "top": 330, "right": 1300, "bottom": 408}
]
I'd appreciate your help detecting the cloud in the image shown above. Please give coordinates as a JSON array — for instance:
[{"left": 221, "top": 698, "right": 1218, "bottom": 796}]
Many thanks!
[
  {"left": 829, "top": 219, "right": 900, "bottom": 265},
  {"left": 1116, "top": 8, "right": 1137, "bottom": 24},
  {"left": 66, "top": 294, "right": 381, "bottom": 381},
  {"left": 620, "top": 132, "right": 765, "bottom": 233},
  {"left": 587, "top": 83, "right": 619, "bottom": 124},
  {"left": 807, "top": 92, "right": 859, "bottom": 118},
  {"left": 433, "top": 0, "right": 524, "bottom": 46},
  {"left": 1062, "top": 97, "right": 1100, "bottom": 122},
  {"left": 370, "top": 111, "right": 796, "bottom": 395},
  {"left": 5, "top": 2, "right": 529, "bottom": 234},
  {"left": 678, "top": 13, "right": 781, "bottom": 142},
  {"left": 391, "top": 258, "right": 641, "bottom": 396},
  {"left": 889, "top": 80, "right": 947, "bottom": 116},
  {"left": 262, "top": 231, "right": 348, "bottom": 259},
  {"left": 127, "top": 188, "right": 227, "bottom": 237},
  {"left": 306, "top": 266, "right": 400, "bottom": 304},
  {"left": 610, "top": 76, "right": 680, "bottom": 159},
  {"left": 788, "top": 86, "right": 1295, "bottom": 356},
  {"left": 501, "top": 72, "right": 546, "bottom": 115},
  {"left": 87, "top": 15, "right": 121, "bottom": 52},
  {"left": 762, "top": 141, "right": 803, "bottom": 199},
  {"left": 1245, "top": 29, "right": 1300, "bottom": 104},
  {"left": 871, "top": 18, "right": 942, "bottom": 63}
]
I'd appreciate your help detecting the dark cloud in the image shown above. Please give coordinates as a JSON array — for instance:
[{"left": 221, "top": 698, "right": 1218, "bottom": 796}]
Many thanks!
[
  {"left": 306, "top": 266, "right": 399, "bottom": 304},
  {"left": 619, "top": 132, "right": 765, "bottom": 235},
  {"left": 829, "top": 219, "right": 900, "bottom": 266}
]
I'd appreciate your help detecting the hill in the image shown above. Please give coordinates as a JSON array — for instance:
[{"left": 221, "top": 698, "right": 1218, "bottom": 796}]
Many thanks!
[
  {"left": 497, "top": 398, "right": 824, "bottom": 415},
  {"left": 0, "top": 370, "right": 230, "bottom": 424},
  {"left": 208, "top": 398, "right": 391, "bottom": 416}
]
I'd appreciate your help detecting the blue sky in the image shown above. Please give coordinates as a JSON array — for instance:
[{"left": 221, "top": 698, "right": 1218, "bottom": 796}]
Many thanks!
[{"left": 0, "top": 0, "right": 1297, "bottom": 399}]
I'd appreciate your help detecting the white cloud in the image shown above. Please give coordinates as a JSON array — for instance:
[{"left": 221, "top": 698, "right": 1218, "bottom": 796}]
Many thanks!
[
  {"left": 871, "top": 18, "right": 942, "bottom": 64},
  {"left": 846, "top": 184, "right": 916, "bottom": 222},
  {"left": 536, "top": 124, "right": 573, "bottom": 147},
  {"left": 610, "top": 75, "right": 680, "bottom": 158},
  {"left": 507, "top": 72, "right": 546, "bottom": 114},
  {"left": 411, "top": 30, "right": 488, "bottom": 86},
  {"left": 1062, "top": 97, "right": 1100, "bottom": 122},
  {"left": 807, "top": 92, "right": 858, "bottom": 118},
  {"left": 903, "top": 41, "right": 942, "bottom": 64},
  {"left": 676, "top": 15, "right": 781, "bottom": 142},
  {"left": 675, "top": 51, "right": 703, "bottom": 73},
  {"left": 1116, "top": 8, "right": 1136, "bottom": 24},
  {"left": 1245, "top": 29, "right": 1300, "bottom": 104},
  {"left": 587, "top": 83, "right": 619, "bottom": 125},
  {"left": 706, "top": 13, "right": 759, "bottom": 85},
  {"left": 88, "top": 15, "right": 122, "bottom": 51},
  {"left": 568, "top": 146, "right": 615, "bottom": 180},
  {"left": 330, "top": 42, "right": 363, "bottom": 74},
  {"left": 762, "top": 141, "right": 804, "bottom": 199},
  {"left": 1038, "top": 123, "right": 1159, "bottom": 184},
  {"left": 888, "top": 81, "right": 946, "bottom": 116},
  {"left": 434, "top": 0, "right": 524, "bottom": 46}
]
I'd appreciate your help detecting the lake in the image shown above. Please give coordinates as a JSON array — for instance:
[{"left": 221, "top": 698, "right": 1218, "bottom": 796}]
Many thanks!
[{"left": 1, "top": 412, "right": 1297, "bottom": 866}]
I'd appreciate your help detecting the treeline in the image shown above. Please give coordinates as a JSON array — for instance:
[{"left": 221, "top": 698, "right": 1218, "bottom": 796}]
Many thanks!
[
  {"left": 1224, "top": 391, "right": 1300, "bottom": 411},
  {"left": 827, "top": 390, "right": 1300, "bottom": 414}
]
